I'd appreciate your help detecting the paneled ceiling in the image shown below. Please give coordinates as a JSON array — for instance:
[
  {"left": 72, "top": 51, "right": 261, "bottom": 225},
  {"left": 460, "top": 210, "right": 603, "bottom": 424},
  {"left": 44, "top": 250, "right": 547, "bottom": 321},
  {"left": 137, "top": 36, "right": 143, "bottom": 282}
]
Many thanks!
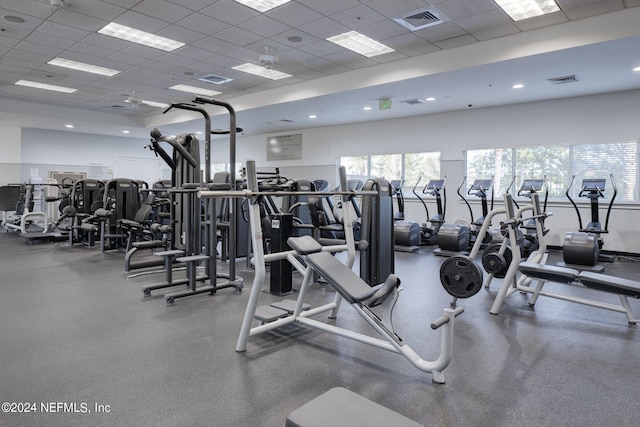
[{"left": 1, "top": 0, "right": 640, "bottom": 138}]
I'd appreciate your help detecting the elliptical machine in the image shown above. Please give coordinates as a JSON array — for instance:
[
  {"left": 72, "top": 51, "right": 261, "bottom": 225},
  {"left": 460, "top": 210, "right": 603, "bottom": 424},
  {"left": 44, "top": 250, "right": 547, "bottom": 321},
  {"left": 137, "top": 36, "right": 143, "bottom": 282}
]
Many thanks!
[
  {"left": 434, "top": 177, "right": 493, "bottom": 257},
  {"left": 413, "top": 177, "right": 446, "bottom": 246},
  {"left": 559, "top": 174, "right": 617, "bottom": 272}
]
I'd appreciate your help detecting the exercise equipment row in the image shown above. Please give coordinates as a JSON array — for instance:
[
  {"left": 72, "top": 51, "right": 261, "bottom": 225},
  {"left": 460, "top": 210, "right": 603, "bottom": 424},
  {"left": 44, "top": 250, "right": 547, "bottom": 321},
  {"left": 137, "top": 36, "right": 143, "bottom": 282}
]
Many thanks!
[{"left": 199, "top": 161, "right": 465, "bottom": 384}]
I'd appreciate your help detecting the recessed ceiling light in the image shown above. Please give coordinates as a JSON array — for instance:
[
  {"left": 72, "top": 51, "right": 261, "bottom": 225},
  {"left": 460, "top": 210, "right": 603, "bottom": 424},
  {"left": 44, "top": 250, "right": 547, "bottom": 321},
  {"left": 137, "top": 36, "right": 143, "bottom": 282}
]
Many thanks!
[
  {"left": 512, "top": 84, "right": 524, "bottom": 89},
  {"left": 65, "top": 124, "right": 74, "bottom": 128},
  {"left": 363, "top": 106, "right": 372, "bottom": 111},
  {"left": 98, "top": 22, "right": 185, "bottom": 52},
  {"left": 232, "top": 63, "right": 291, "bottom": 80},
  {"left": 15, "top": 79, "right": 78, "bottom": 93},
  {"left": 124, "top": 99, "right": 169, "bottom": 108},
  {"left": 326, "top": 31, "right": 394, "bottom": 58},
  {"left": 287, "top": 36, "right": 303, "bottom": 43},
  {"left": 426, "top": 97, "right": 436, "bottom": 101},
  {"left": 233, "top": 0, "right": 292, "bottom": 12},
  {"left": 494, "top": 0, "right": 560, "bottom": 21},
  {"left": 2, "top": 15, "right": 26, "bottom": 24},
  {"left": 634, "top": 66, "right": 640, "bottom": 72},
  {"left": 122, "top": 130, "right": 130, "bottom": 134},
  {"left": 309, "top": 114, "right": 317, "bottom": 119},
  {"left": 48, "top": 58, "right": 121, "bottom": 76},
  {"left": 169, "top": 84, "right": 221, "bottom": 96}
]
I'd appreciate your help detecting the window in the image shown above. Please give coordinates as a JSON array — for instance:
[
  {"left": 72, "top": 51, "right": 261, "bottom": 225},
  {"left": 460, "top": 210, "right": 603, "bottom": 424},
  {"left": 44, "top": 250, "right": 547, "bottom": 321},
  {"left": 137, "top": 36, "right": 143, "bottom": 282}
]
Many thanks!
[
  {"left": 339, "top": 152, "right": 440, "bottom": 192},
  {"left": 465, "top": 141, "right": 638, "bottom": 201}
]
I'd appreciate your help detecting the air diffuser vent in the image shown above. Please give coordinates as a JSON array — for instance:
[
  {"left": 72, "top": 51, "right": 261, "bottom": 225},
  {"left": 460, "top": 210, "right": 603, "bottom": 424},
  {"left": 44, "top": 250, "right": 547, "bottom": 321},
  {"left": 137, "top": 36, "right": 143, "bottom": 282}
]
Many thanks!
[
  {"left": 394, "top": 8, "right": 449, "bottom": 31},
  {"left": 547, "top": 75, "right": 580, "bottom": 85},
  {"left": 198, "top": 74, "right": 233, "bottom": 85},
  {"left": 401, "top": 98, "right": 426, "bottom": 105}
]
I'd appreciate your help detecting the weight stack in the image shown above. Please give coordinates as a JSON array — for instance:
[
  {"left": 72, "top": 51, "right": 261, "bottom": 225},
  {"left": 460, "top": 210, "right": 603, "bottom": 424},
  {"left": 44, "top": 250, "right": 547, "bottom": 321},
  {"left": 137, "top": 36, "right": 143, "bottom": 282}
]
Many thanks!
[
  {"left": 269, "top": 213, "right": 293, "bottom": 295},
  {"left": 360, "top": 178, "right": 394, "bottom": 286}
]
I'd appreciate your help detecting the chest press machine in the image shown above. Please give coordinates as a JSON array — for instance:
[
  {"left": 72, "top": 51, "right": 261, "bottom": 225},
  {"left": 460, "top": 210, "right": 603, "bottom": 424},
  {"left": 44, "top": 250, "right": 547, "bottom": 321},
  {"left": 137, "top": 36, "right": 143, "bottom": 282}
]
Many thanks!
[{"left": 198, "top": 161, "right": 464, "bottom": 384}]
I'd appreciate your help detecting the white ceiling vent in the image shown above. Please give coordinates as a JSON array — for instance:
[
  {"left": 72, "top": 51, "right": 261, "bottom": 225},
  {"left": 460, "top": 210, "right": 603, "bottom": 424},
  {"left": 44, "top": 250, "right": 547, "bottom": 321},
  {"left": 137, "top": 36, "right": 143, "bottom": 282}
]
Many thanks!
[
  {"left": 198, "top": 74, "right": 233, "bottom": 85},
  {"left": 547, "top": 75, "right": 580, "bottom": 85},
  {"left": 394, "top": 8, "right": 449, "bottom": 31},
  {"left": 401, "top": 98, "right": 426, "bottom": 105}
]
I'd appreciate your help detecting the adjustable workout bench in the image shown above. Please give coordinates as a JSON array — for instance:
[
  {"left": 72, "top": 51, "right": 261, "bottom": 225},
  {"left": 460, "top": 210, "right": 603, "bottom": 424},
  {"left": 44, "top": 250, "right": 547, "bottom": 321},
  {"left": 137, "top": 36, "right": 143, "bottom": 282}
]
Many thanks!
[
  {"left": 239, "top": 235, "right": 464, "bottom": 384},
  {"left": 518, "top": 261, "right": 640, "bottom": 325}
]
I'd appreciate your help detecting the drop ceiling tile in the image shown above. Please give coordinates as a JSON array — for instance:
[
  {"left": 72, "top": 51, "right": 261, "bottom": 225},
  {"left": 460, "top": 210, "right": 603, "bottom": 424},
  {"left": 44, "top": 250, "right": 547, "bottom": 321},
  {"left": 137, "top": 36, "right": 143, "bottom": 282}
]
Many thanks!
[
  {"left": 369, "top": 51, "right": 409, "bottom": 64},
  {"left": 175, "top": 13, "right": 232, "bottom": 35},
  {"left": 6, "top": 48, "right": 54, "bottom": 65},
  {"left": 214, "top": 26, "right": 262, "bottom": 47},
  {"left": 133, "top": 0, "right": 194, "bottom": 23},
  {"left": 455, "top": 10, "right": 512, "bottom": 32},
  {"left": 102, "top": 0, "right": 142, "bottom": 8},
  {"left": 0, "top": 34, "right": 22, "bottom": 49},
  {"left": 361, "top": 0, "right": 435, "bottom": 17},
  {"left": 158, "top": 24, "right": 208, "bottom": 45},
  {"left": 563, "top": 0, "right": 624, "bottom": 20},
  {"left": 433, "top": 34, "right": 478, "bottom": 49},
  {"left": 223, "top": 46, "right": 260, "bottom": 63},
  {"left": 330, "top": 4, "right": 388, "bottom": 29},
  {"left": 296, "top": 0, "right": 362, "bottom": 15},
  {"left": 81, "top": 34, "right": 132, "bottom": 51},
  {"left": 322, "top": 50, "right": 378, "bottom": 70},
  {"left": 472, "top": 23, "right": 520, "bottom": 41},
  {"left": 435, "top": 0, "right": 498, "bottom": 20},
  {"left": 49, "top": 9, "right": 109, "bottom": 32},
  {"left": 296, "top": 39, "right": 345, "bottom": 57},
  {"left": 32, "top": 22, "right": 91, "bottom": 44},
  {"left": 298, "top": 18, "right": 351, "bottom": 39},
  {"left": 68, "top": 0, "right": 127, "bottom": 21},
  {"left": 0, "top": 0, "right": 56, "bottom": 20},
  {"left": 237, "top": 15, "right": 293, "bottom": 38},
  {"left": 270, "top": 29, "right": 320, "bottom": 48},
  {"left": 200, "top": 0, "right": 261, "bottom": 26},
  {"left": 68, "top": 41, "right": 121, "bottom": 60},
  {"left": 107, "top": 52, "right": 153, "bottom": 67},
  {"left": 382, "top": 33, "right": 440, "bottom": 56},
  {"left": 266, "top": 2, "right": 324, "bottom": 26},
  {"left": 15, "top": 40, "right": 63, "bottom": 57},
  {"left": 245, "top": 40, "right": 290, "bottom": 56},
  {"left": 357, "top": 19, "right": 408, "bottom": 41},
  {"left": 122, "top": 44, "right": 172, "bottom": 60},
  {"left": 192, "top": 36, "right": 238, "bottom": 55},
  {"left": 173, "top": 45, "right": 216, "bottom": 61},
  {"left": 113, "top": 11, "right": 172, "bottom": 33},
  {"left": 167, "top": 0, "right": 216, "bottom": 11},
  {"left": 414, "top": 22, "right": 468, "bottom": 43}
]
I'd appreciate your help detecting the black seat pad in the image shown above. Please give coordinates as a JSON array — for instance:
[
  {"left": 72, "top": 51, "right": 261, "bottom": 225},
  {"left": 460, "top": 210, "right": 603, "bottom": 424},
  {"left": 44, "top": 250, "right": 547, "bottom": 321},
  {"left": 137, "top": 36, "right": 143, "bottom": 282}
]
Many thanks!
[
  {"left": 578, "top": 271, "right": 640, "bottom": 298},
  {"left": 305, "top": 251, "right": 375, "bottom": 303},
  {"left": 518, "top": 262, "right": 579, "bottom": 283}
]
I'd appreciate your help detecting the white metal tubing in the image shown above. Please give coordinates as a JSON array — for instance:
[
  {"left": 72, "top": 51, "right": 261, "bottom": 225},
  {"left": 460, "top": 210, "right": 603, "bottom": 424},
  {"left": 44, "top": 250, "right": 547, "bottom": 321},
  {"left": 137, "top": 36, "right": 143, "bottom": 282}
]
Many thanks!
[{"left": 468, "top": 207, "right": 506, "bottom": 259}]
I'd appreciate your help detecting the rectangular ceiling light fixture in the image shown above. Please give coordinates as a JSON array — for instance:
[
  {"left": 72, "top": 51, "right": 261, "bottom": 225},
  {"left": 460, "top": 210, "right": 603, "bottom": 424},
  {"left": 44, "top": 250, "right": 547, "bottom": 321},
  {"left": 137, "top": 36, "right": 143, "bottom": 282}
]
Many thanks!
[
  {"left": 98, "top": 22, "right": 185, "bottom": 52},
  {"left": 15, "top": 79, "right": 78, "bottom": 93},
  {"left": 124, "top": 98, "right": 170, "bottom": 108},
  {"left": 233, "top": 0, "right": 291, "bottom": 12},
  {"left": 494, "top": 0, "right": 560, "bottom": 21},
  {"left": 232, "top": 63, "right": 292, "bottom": 80},
  {"left": 48, "top": 58, "right": 121, "bottom": 76},
  {"left": 169, "top": 84, "right": 221, "bottom": 97},
  {"left": 326, "top": 31, "right": 395, "bottom": 57}
]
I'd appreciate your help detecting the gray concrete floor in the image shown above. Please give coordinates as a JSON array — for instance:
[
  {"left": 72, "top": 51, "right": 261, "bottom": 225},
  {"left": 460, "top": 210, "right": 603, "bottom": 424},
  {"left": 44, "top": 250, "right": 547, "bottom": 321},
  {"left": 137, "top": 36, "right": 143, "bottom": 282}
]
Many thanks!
[{"left": 1, "top": 231, "right": 639, "bottom": 426}]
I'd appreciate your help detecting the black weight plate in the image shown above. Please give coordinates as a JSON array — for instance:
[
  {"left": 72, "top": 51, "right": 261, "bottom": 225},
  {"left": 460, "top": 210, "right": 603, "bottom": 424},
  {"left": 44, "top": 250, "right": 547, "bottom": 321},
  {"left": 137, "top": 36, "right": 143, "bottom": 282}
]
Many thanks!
[
  {"left": 439, "top": 255, "right": 483, "bottom": 298},
  {"left": 482, "top": 244, "right": 513, "bottom": 278}
]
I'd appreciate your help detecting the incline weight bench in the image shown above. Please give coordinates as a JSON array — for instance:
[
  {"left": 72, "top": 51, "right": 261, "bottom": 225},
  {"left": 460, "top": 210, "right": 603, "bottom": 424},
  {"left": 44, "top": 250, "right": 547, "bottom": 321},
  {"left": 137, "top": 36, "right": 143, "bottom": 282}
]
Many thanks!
[
  {"left": 518, "top": 261, "right": 640, "bottom": 325},
  {"left": 239, "top": 235, "right": 464, "bottom": 384}
]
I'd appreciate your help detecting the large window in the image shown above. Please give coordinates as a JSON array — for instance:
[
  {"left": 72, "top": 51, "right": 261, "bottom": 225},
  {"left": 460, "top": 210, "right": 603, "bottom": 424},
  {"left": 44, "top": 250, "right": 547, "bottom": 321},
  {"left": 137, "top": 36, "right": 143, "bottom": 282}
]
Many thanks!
[
  {"left": 465, "top": 141, "right": 638, "bottom": 201},
  {"left": 340, "top": 152, "right": 440, "bottom": 192}
]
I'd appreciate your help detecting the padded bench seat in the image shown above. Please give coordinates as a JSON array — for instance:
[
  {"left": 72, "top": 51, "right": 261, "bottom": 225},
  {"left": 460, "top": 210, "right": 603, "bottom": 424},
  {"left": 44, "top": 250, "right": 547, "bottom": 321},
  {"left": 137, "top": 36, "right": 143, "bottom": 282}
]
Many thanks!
[
  {"left": 286, "top": 387, "right": 423, "bottom": 427},
  {"left": 519, "top": 262, "right": 640, "bottom": 298},
  {"left": 518, "top": 262, "right": 579, "bottom": 284}
]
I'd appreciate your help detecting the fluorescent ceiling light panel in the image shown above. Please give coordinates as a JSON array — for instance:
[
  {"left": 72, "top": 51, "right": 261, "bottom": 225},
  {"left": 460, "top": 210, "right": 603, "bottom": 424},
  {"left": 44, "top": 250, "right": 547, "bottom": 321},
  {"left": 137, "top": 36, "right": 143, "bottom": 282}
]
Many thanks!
[
  {"left": 232, "top": 63, "right": 292, "bottom": 80},
  {"left": 169, "top": 84, "right": 221, "bottom": 96},
  {"left": 327, "top": 31, "right": 395, "bottom": 57},
  {"left": 233, "top": 0, "right": 291, "bottom": 12},
  {"left": 494, "top": 0, "right": 560, "bottom": 21},
  {"left": 48, "top": 58, "right": 121, "bottom": 76},
  {"left": 15, "top": 79, "right": 78, "bottom": 93},
  {"left": 98, "top": 22, "right": 185, "bottom": 52}
]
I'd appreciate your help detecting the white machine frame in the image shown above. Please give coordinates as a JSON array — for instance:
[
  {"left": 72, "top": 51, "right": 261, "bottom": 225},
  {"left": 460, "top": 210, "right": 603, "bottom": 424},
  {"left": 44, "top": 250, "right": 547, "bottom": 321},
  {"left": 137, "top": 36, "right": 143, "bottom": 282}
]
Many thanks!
[{"left": 198, "top": 161, "right": 464, "bottom": 384}]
